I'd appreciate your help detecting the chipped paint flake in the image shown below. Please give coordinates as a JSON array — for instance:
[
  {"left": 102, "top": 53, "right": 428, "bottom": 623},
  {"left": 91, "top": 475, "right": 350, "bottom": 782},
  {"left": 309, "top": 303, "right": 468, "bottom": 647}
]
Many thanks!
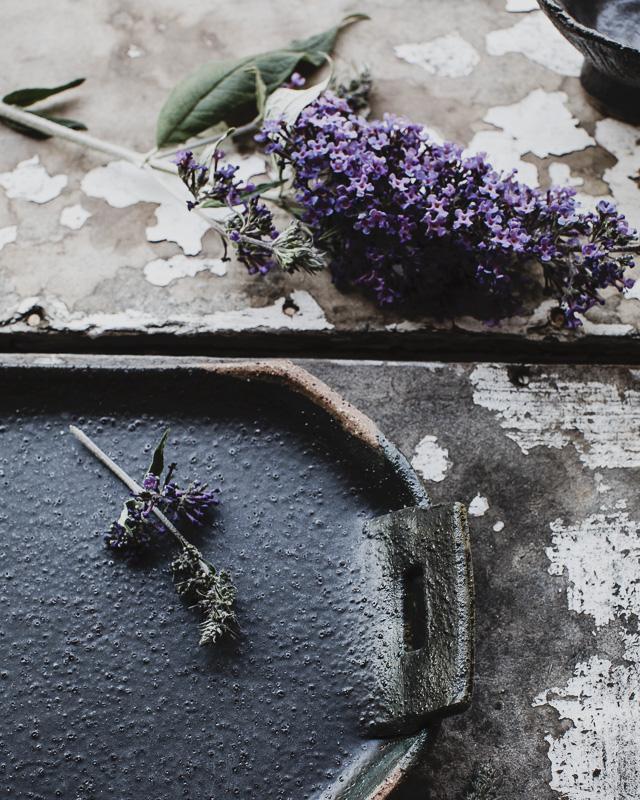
[
  {"left": 0, "top": 225, "right": 17, "bottom": 251},
  {"left": 545, "top": 511, "right": 640, "bottom": 627},
  {"left": 506, "top": 0, "right": 538, "bottom": 11},
  {"left": 411, "top": 435, "right": 451, "bottom": 482},
  {"left": 468, "top": 494, "right": 489, "bottom": 517},
  {"left": 395, "top": 34, "right": 480, "bottom": 78},
  {"left": 487, "top": 12, "right": 583, "bottom": 77},
  {"left": 595, "top": 117, "right": 640, "bottom": 231},
  {"left": 466, "top": 130, "right": 539, "bottom": 186},
  {"left": 127, "top": 44, "right": 144, "bottom": 58},
  {"left": 484, "top": 90, "right": 595, "bottom": 158},
  {"left": 470, "top": 364, "right": 640, "bottom": 469},
  {"left": 493, "top": 520, "right": 505, "bottom": 532},
  {"left": 1, "top": 290, "right": 332, "bottom": 336},
  {"left": 548, "top": 162, "right": 584, "bottom": 188},
  {"left": 0, "top": 155, "right": 67, "bottom": 203},
  {"left": 81, "top": 156, "right": 266, "bottom": 255},
  {"left": 60, "top": 203, "right": 91, "bottom": 230},
  {"left": 143, "top": 254, "right": 227, "bottom": 287},
  {"left": 81, "top": 160, "right": 207, "bottom": 254},
  {"left": 533, "top": 656, "right": 640, "bottom": 800}
]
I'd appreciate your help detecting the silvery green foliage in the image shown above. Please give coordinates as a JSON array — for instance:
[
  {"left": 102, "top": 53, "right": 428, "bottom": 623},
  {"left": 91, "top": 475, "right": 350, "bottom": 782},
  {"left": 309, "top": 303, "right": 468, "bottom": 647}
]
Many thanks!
[
  {"left": 272, "top": 221, "right": 327, "bottom": 273},
  {"left": 171, "top": 545, "right": 237, "bottom": 646}
]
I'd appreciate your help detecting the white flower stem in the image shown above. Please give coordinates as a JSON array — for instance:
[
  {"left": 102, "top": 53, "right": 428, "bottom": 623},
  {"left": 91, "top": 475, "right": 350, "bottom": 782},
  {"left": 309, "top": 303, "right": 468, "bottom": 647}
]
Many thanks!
[
  {"left": 0, "top": 101, "right": 176, "bottom": 174},
  {"left": 0, "top": 101, "right": 274, "bottom": 253},
  {"left": 69, "top": 424, "right": 191, "bottom": 550}
]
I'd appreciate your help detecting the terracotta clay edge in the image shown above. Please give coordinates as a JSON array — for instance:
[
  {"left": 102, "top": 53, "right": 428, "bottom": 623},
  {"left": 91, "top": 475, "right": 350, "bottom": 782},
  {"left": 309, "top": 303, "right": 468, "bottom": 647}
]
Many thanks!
[
  {"left": 369, "top": 734, "right": 428, "bottom": 800},
  {"left": 204, "top": 359, "right": 381, "bottom": 450}
]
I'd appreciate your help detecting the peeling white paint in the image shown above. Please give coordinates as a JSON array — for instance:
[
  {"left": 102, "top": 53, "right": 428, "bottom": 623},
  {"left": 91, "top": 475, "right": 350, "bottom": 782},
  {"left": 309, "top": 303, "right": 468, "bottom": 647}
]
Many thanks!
[
  {"left": 487, "top": 12, "right": 583, "bottom": 77},
  {"left": 595, "top": 117, "right": 640, "bottom": 231},
  {"left": 411, "top": 435, "right": 451, "bottom": 482},
  {"left": 468, "top": 494, "right": 489, "bottom": 517},
  {"left": 535, "top": 496, "right": 640, "bottom": 797},
  {"left": 506, "top": 0, "right": 538, "bottom": 11},
  {"left": 466, "top": 130, "right": 539, "bottom": 186},
  {"left": 533, "top": 656, "right": 640, "bottom": 799},
  {"left": 81, "top": 160, "right": 209, "bottom": 255},
  {"left": 484, "top": 90, "right": 595, "bottom": 158},
  {"left": 470, "top": 364, "right": 640, "bottom": 469},
  {"left": 0, "top": 155, "right": 67, "bottom": 203},
  {"left": 579, "top": 319, "right": 634, "bottom": 336},
  {"left": 548, "top": 162, "right": 584, "bottom": 188},
  {"left": 60, "top": 203, "right": 91, "bottom": 230},
  {"left": 493, "top": 520, "right": 505, "bottom": 532},
  {"left": 143, "top": 254, "right": 227, "bottom": 287},
  {"left": 0, "top": 225, "right": 17, "bottom": 251},
  {"left": 1, "top": 290, "right": 332, "bottom": 336},
  {"left": 395, "top": 34, "right": 480, "bottom": 78},
  {"left": 81, "top": 156, "right": 266, "bottom": 255},
  {"left": 546, "top": 511, "right": 640, "bottom": 626}
]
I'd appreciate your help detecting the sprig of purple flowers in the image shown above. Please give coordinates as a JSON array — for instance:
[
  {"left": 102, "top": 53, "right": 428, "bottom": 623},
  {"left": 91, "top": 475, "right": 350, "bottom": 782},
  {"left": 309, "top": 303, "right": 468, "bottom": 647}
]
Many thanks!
[
  {"left": 106, "top": 430, "right": 219, "bottom": 553},
  {"left": 259, "top": 92, "right": 637, "bottom": 327},
  {"left": 177, "top": 88, "right": 637, "bottom": 328},
  {"left": 103, "top": 429, "right": 235, "bottom": 646}
]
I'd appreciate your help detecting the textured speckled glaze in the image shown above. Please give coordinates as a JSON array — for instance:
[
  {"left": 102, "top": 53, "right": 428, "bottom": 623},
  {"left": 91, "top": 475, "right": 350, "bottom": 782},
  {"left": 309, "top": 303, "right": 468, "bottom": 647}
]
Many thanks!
[
  {"left": 538, "top": 0, "right": 640, "bottom": 120},
  {"left": 0, "top": 356, "right": 473, "bottom": 800}
]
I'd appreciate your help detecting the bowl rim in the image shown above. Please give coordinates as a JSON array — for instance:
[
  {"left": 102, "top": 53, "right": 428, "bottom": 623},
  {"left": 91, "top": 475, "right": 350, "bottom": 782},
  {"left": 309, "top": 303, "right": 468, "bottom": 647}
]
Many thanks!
[{"left": 537, "top": 0, "right": 640, "bottom": 58}]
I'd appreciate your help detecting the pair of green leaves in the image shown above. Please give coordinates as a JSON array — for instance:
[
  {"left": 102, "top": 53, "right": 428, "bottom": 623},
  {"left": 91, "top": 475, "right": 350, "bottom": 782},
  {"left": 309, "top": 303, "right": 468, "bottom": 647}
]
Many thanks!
[
  {"left": 2, "top": 78, "right": 87, "bottom": 140},
  {"left": 155, "top": 13, "right": 368, "bottom": 148}
]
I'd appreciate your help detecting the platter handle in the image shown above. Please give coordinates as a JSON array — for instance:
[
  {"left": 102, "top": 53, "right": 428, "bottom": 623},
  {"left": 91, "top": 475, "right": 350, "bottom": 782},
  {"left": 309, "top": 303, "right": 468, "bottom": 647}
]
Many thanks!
[{"left": 360, "top": 503, "right": 474, "bottom": 736}]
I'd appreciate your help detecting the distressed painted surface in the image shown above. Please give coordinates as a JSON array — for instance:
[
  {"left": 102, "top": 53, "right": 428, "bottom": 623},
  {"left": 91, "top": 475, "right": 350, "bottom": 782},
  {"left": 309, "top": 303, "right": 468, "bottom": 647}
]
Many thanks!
[
  {"left": 486, "top": 11, "right": 584, "bottom": 76},
  {"left": 394, "top": 34, "right": 480, "bottom": 78},
  {"left": 460, "top": 361, "right": 640, "bottom": 799},
  {"left": 295, "top": 360, "right": 640, "bottom": 799},
  {"left": 0, "top": 0, "right": 639, "bottom": 345},
  {"left": 470, "top": 364, "right": 640, "bottom": 469},
  {"left": 533, "top": 657, "right": 640, "bottom": 799},
  {"left": 410, "top": 434, "right": 451, "bottom": 482}
]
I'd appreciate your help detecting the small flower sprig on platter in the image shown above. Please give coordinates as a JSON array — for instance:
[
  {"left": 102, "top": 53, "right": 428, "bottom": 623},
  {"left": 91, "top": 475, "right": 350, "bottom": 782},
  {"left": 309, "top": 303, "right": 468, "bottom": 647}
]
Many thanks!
[{"left": 70, "top": 425, "right": 236, "bottom": 647}]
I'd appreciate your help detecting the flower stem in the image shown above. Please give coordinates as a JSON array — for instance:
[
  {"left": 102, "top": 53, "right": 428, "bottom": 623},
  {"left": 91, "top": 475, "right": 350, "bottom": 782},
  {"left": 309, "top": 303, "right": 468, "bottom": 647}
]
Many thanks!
[
  {"left": 0, "top": 101, "right": 274, "bottom": 255},
  {"left": 0, "top": 101, "right": 176, "bottom": 174},
  {"left": 69, "top": 424, "right": 191, "bottom": 550}
]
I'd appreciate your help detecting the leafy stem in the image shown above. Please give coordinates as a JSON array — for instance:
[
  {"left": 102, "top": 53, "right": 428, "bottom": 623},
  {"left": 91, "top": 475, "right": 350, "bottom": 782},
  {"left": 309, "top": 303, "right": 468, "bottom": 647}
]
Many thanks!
[
  {"left": 69, "top": 425, "right": 236, "bottom": 645},
  {"left": 0, "top": 102, "right": 275, "bottom": 258}
]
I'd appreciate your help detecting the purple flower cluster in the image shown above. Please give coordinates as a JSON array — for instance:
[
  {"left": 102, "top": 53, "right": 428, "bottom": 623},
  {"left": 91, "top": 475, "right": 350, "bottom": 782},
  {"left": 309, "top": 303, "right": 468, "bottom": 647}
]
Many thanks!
[
  {"left": 258, "top": 92, "right": 636, "bottom": 326},
  {"left": 174, "top": 148, "right": 278, "bottom": 274},
  {"left": 106, "top": 467, "right": 219, "bottom": 555}
]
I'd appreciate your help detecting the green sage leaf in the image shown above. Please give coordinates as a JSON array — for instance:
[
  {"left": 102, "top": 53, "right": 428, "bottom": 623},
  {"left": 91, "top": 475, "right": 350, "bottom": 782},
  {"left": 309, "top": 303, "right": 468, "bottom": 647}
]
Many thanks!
[
  {"left": 3, "top": 78, "right": 85, "bottom": 108},
  {"left": 155, "top": 14, "right": 368, "bottom": 147},
  {"left": 148, "top": 429, "right": 170, "bottom": 477},
  {"left": 288, "top": 13, "right": 369, "bottom": 66}
]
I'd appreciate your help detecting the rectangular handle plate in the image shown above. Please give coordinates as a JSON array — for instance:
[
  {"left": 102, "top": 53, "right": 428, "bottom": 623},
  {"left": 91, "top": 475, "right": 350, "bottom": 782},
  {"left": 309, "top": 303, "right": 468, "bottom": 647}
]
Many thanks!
[{"left": 359, "top": 503, "right": 474, "bottom": 737}]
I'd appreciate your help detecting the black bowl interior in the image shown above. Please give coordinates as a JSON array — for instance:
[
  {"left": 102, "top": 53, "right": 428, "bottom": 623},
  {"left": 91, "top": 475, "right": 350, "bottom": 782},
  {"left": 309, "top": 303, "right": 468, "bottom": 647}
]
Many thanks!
[
  {"left": 560, "top": 0, "right": 640, "bottom": 49},
  {"left": 0, "top": 366, "right": 420, "bottom": 800}
]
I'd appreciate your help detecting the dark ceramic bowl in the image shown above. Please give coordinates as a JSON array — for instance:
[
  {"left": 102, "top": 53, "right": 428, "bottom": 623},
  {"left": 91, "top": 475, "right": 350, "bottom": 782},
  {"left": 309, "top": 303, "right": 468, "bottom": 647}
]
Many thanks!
[{"left": 537, "top": 0, "right": 640, "bottom": 121}]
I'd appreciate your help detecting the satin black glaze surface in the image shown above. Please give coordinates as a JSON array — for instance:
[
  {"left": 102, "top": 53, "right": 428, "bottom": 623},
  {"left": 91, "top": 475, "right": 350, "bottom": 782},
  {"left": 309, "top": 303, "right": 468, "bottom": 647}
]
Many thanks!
[
  {"left": 565, "top": 0, "right": 640, "bottom": 49},
  {"left": 538, "top": 0, "right": 640, "bottom": 120},
  {"left": 0, "top": 368, "right": 418, "bottom": 800}
]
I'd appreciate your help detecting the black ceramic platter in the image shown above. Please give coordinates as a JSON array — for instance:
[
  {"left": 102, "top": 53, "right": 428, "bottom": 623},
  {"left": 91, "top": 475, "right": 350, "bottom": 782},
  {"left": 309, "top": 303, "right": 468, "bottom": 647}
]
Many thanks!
[{"left": 0, "top": 355, "right": 474, "bottom": 800}]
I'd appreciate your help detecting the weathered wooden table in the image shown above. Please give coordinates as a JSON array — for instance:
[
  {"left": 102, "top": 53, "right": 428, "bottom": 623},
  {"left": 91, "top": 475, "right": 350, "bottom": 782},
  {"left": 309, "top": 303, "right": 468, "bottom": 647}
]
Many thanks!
[{"left": 1, "top": 1, "right": 639, "bottom": 798}]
